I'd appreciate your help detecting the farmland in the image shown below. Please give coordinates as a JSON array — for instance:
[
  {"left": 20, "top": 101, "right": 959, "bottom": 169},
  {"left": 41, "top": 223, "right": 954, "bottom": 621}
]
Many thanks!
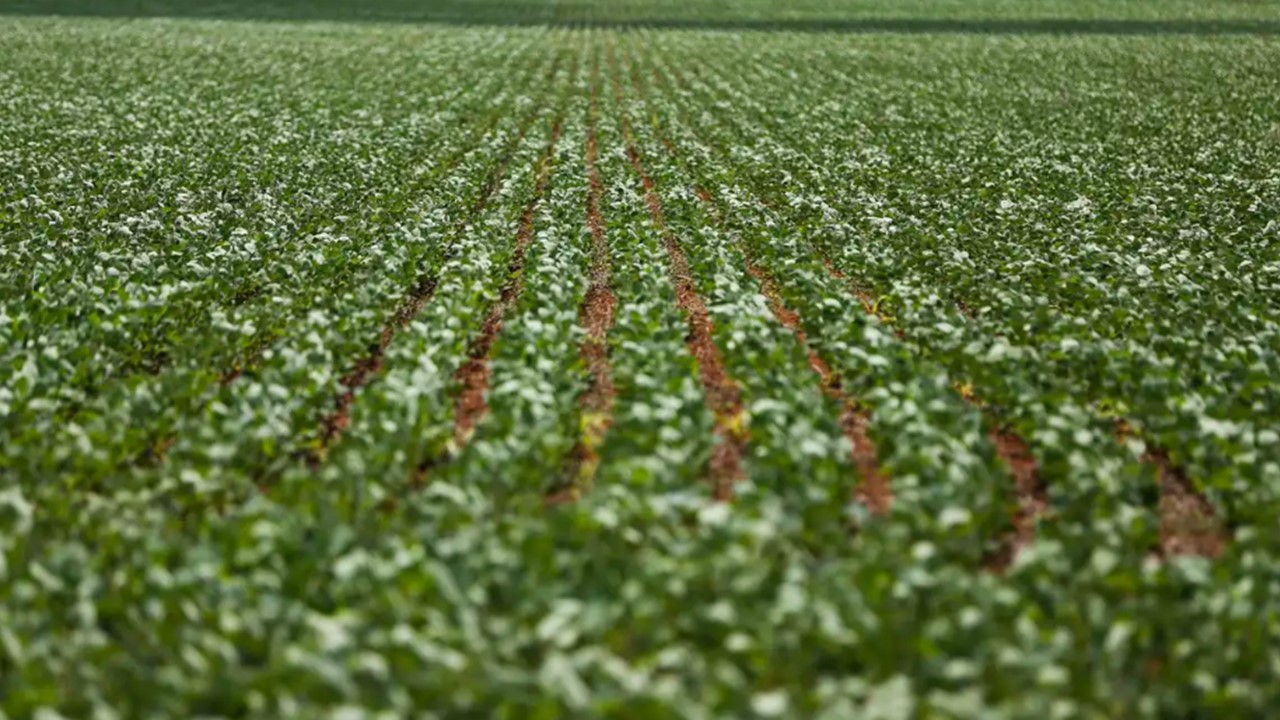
[{"left": 3, "top": 0, "right": 1280, "bottom": 716}]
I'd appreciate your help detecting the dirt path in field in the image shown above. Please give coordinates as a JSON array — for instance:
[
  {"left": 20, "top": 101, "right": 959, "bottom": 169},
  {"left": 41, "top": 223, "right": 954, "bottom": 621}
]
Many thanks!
[
  {"left": 550, "top": 66, "right": 617, "bottom": 506},
  {"left": 609, "top": 46, "right": 746, "bottom": 502}
]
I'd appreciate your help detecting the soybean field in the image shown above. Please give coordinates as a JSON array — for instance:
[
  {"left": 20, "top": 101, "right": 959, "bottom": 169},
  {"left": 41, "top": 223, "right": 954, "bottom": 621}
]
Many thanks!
[{"left": 3, "top": 0, "right": 1280, "bottom": 717}]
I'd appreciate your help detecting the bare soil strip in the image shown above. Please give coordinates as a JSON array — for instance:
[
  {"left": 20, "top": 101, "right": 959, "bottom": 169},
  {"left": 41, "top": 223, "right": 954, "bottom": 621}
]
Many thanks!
[
  {"left": 453, "top": 120, "right": 564, "bottom": 447},
  {"left": 820, "top": 249, "right": 1052, "bottom": 564},
  {"left": 657, "top": 67, "right": 1043, "bottom": 552},
  {"left": 302, "top": 105, "right": 546, "bottom": 469},
  {"left": 833, "top": 233, "right": 1221, "bottom": 562},
  {"left": 609, "top": 51, "right": 746, "bottom": 501},
  {"left": 983, "top": 427, "right": 1049, "bottom": 571},
  {"left": 630, "top": 49, "right": 890, "bottom": 511},
  {"left": 652, "top": 57, "right": 1056, "bottom": 553},
  {"left": 309, "top": 273, "right": 440, "bottom": 469},
  {"left": 668, "top": 54, "right": 1222, "bottom": 559},
  {"left": 215, "top": 54, "right": 565, "bottom": 392},
  {"left": 550, "top": 79, "right": 617, "bottom": 505},
  {"left": 827, "top": 236, "right": 1224, "bottom": 563},
  {"left": 694, "top": 186, "right": 892, "bottom": 515},
  {"left": 1151, "top": 450, "right": 1227, "bottom": 558},
  {"left": 407, "top": 117, "right": 564, "bottom": 487},
  {"left": 631, "top": 49, "right": 891, "bottom": 512},
  {"left": 1116, "top": 421, "right": 1226, "bottom": 557}
]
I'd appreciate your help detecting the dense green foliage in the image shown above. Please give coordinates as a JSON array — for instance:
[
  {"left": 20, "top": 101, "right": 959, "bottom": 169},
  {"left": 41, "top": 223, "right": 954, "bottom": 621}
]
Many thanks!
[{"left": 2, "top": 3, "right": 1280, "bottom": 717}]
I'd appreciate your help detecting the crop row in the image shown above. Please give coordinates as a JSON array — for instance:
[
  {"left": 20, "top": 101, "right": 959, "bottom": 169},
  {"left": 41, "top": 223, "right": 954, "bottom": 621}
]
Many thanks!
[{"left": 3, "top": 17, "right": 1280, "bottom": 718}]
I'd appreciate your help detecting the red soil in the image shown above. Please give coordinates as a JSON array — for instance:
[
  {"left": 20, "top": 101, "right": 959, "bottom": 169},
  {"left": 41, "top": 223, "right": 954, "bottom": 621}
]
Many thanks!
[
  {"left": 613, "top": 64, "right": 747, "bottom": 499},
  {"left": 304, "top": 104, "right": 544, "bottom": 470},
  {"left": 1150, "top": 447, "right": 1225, "bottom": 558},
  {"left": 694, "top": 186, "right": 892, "bottom": 516},
  {"left": 1116, "top": 420, "right": 1226, "bottom": 558},
  {"left": 453, "top": 120, "right": 564, "bottom": 447},
  {"left": 554, "top": 88, "right": 618, "bottom": 505}
]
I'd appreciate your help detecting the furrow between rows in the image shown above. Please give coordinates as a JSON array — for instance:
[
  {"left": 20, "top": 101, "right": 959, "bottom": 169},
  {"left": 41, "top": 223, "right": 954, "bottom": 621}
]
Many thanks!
[
  {"left": 649, "top": 49, "right": 1232, "bottom": 564},
  {"left": 692, "top": 183, "right": 892, "bottom": 516},
  {"left": 634, "top": 43, "right": 1012, "bottom": 560},
  {"left": 413, "top": 116, "right": 565, "bottom": 485},
  {"left": 823, "top": 255, "right": 1051, "bottom": 563},
  {"left": 454, "top": 120, "right": 566, "bottom": 447},
  {"left": 610, "top": 47, "right": 747, "bottom": 501},
  {"left": 667, "top": 45, "right": 1230, "bottom": 559},
  {"left": 1115, "top": 420, "right": 1228, "bottom": 558},
  {"left": 551, "top": 71, "right": 616, "bottom": 504},
  {"left": 302, "top": 103, "right": 547, "bottom": 470}
]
